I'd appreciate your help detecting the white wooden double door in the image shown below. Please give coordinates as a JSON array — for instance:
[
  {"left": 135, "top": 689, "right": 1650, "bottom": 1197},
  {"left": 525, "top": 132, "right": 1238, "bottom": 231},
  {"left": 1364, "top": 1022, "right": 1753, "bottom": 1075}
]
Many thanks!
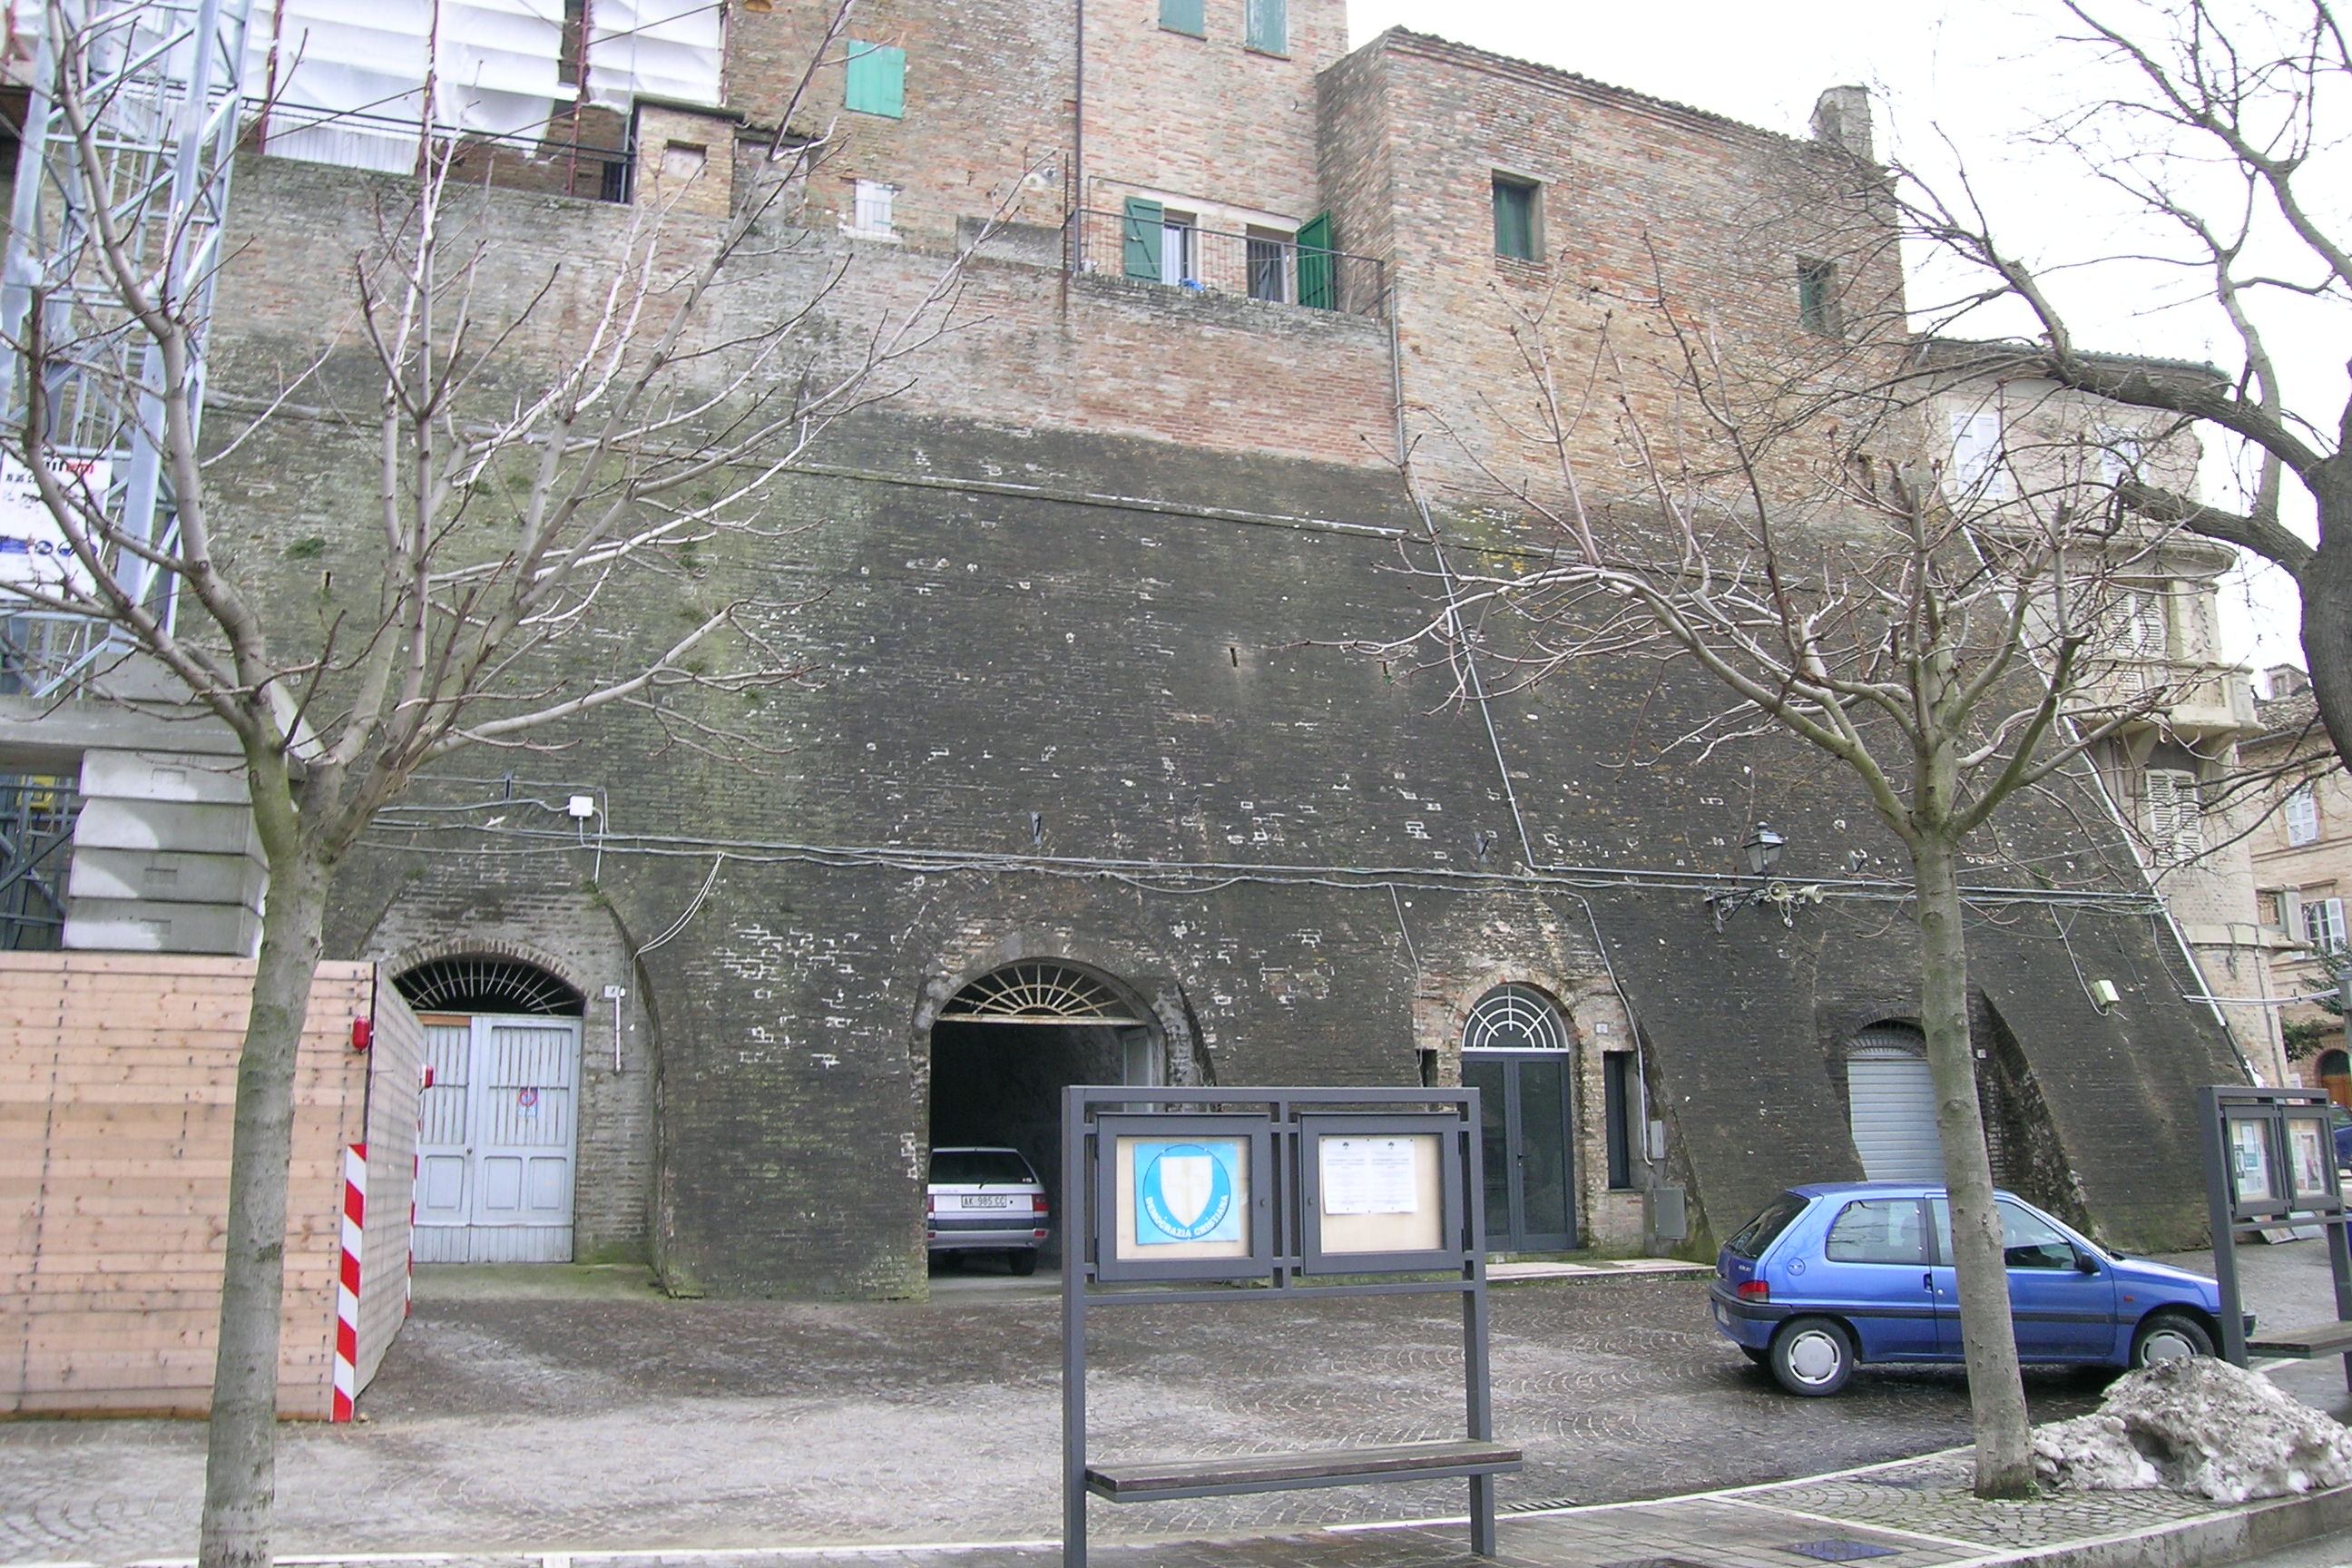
[{"left": 415, "top": 1014, "right": 581, "bottom": 1262}]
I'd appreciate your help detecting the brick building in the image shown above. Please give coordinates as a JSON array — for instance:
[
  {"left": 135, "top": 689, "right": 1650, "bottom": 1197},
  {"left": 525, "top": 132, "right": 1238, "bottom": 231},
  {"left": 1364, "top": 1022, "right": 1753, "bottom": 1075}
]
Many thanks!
[
  {"left": 2239, "top": 671, "right": 2352, "bottom": 1097},
  {"left": 0, "top": 0, "right": 2252, "bottom": 1296},
  {"left": 1922, "top": 344, "right": 2276, "bottom": 1082}
]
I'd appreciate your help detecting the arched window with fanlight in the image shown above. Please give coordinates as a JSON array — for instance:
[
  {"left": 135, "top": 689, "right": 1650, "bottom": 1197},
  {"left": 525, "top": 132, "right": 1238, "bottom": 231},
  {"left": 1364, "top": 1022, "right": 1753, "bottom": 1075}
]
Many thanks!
[{"left": 1458, "top": 984, "right": 1577, "bottom": 1253}]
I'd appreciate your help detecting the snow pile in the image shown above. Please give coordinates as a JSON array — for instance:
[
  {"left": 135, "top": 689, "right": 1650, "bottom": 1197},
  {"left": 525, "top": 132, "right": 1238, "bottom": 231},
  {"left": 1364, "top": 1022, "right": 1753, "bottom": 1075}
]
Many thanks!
[{"left": 2033, "top": 1356, "right": 2352, "bottom": 1502}]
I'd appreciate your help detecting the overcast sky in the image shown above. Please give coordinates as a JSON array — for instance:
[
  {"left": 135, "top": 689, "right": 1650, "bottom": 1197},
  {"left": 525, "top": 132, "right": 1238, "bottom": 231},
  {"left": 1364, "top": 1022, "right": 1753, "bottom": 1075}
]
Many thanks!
[{"left": 1344, "top": 0, "right": 2318, "bottom": 681}]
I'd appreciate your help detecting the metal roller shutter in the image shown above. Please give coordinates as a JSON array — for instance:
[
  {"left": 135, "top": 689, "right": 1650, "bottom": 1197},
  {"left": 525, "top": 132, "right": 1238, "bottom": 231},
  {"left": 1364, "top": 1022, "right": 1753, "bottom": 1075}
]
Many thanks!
[{"left": 1847, "top": 1028, "right": 1945, "bottom": 1182}]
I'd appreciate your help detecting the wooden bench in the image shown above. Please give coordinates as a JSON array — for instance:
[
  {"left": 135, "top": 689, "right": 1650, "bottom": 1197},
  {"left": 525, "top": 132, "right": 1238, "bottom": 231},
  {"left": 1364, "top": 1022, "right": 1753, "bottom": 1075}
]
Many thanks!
[
  {"left": 1085, "top": 1438, "right": 1524, "bottom": 1503},
  {"left": 2247, "top": 1320, "right": 2352, "bottom": 1359}
]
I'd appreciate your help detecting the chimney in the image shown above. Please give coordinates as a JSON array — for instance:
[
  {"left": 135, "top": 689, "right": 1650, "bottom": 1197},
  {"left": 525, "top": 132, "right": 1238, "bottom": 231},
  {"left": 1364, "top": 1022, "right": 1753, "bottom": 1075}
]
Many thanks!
[
  {"left": 1811, "top": 85, "right": 1874, "bottom": 161},
  {"left": 2268, "top": 663, "right": 2311, "bottom": 698}
]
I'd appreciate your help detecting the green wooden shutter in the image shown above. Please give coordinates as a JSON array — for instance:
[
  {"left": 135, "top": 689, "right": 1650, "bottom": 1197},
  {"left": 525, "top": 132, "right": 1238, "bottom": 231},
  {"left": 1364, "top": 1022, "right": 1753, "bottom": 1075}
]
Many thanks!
[
  {"left": 1122, "top": 198, "right": 1164, "bottom": 279},
  {"left": 1296, "top": 212, "right": 1333, "bottom": 309},
  {"left": 845, "top": 41, "right": 906, "bottom": 118},
  {"left": 1244, "top": 0, "right": 1286, "bottom": 53},
  {"left": 1159, "top": 0, "right": 1205, "bottom": 34}
]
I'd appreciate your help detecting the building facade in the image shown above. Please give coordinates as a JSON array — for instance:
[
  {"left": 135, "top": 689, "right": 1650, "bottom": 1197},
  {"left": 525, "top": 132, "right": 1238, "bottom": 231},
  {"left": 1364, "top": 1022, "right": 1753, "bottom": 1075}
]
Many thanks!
[{"left": 0, "top": 0, "right": 2253, "bottom": 1295}]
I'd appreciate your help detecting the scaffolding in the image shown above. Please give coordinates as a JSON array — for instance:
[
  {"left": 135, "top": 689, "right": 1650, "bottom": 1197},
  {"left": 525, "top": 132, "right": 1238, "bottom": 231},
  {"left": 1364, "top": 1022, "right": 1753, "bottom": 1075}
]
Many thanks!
[{"left": 0, "top": 0, "right": 254, "bottom": 694}]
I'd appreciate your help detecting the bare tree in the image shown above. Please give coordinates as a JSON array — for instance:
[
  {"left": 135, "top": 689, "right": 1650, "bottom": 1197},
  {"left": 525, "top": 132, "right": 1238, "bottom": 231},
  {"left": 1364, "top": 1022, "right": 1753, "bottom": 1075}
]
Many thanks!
[
  {"left": 1900, "top": 0, "right": 2352, "bottom": 771},
  {"left": 0, "top": 4, "right": 1012, "bottom": 1563},
  {"left": 1370, "top": 270, "right": 2185, "bottom": 1497}
]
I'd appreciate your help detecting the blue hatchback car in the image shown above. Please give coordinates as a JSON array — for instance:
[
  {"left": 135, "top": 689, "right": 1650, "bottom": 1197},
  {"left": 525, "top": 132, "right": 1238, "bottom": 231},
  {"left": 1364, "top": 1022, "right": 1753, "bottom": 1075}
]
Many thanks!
[{"left": 1710, "top": 1182, "right": 2234, "bottom": 1396}]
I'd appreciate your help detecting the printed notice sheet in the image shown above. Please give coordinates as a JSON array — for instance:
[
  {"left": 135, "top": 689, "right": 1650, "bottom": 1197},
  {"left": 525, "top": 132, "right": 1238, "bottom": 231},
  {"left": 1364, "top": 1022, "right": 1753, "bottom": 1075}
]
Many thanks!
[{"left": 1320, "top": 1135, "right": 1418, "bottom": 1215}]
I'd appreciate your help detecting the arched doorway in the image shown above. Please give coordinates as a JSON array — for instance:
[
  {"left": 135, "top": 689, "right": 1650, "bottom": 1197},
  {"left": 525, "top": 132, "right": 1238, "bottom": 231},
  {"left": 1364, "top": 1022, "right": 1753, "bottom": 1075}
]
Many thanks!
[
  {"left": 2321, "top": 1048, "right": 2350, "bottom": 1109},
  {"left": 1459, "top": 984, "right": 1578, "bottom": 1253},
  {"left": 396, "top": 956, "right": 586, "bottom": 1263},
  {"left": 1847, "top": 1023, "right": 1945, "bottom": 1182},
  {"left": 926, "top": 961, "right": 1161, "bottom": 1266}
]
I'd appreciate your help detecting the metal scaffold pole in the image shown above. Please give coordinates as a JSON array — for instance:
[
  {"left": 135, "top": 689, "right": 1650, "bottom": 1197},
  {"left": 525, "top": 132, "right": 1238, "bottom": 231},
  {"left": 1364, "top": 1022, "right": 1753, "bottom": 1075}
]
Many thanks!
[{"left": 0, "top": 0, "right": 254, "bottom": 692}]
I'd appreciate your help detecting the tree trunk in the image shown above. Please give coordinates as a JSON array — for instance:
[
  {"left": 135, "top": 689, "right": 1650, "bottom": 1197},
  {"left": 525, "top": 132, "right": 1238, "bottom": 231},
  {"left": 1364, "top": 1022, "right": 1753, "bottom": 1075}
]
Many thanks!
[
  {"left": 1913, "top": 834, "right": 2035, "bottom": 1498},
  {"left": 199, "top": 848, "right": 332, "bottom": 1568},
  {"left": 2298, "top": 469, "right": 2352, "bottom": 780}
]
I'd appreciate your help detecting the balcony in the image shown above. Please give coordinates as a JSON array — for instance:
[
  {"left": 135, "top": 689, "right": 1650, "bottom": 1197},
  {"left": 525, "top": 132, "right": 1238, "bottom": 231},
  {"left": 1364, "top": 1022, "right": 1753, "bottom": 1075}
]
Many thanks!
[
  {"left": 2079, "top": 660, "right": 2259, "bottom": 740},
  {"left": 1070, "top": 210, "right": 1387, "bottom": 319}
]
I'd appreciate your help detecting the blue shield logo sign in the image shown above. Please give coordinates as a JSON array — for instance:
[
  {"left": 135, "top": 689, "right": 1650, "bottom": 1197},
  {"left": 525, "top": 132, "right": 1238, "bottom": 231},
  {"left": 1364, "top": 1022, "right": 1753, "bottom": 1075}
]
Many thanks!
[{"left": 1136, "top": 1140, "right": 1241, "bottom": 1245}]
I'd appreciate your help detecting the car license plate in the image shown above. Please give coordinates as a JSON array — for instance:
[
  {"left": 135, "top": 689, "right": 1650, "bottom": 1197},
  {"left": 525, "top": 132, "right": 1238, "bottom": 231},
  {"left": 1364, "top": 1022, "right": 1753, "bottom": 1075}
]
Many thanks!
[{"left": 964, "top": 1194, "right": 1013, "bottom": 1210}]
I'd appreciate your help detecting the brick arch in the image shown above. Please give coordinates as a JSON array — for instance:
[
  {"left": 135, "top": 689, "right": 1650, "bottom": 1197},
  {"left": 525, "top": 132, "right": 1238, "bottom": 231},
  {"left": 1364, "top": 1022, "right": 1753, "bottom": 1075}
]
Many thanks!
[{"left": 386, "top": 936, "right": 592, "bottom": 1002}]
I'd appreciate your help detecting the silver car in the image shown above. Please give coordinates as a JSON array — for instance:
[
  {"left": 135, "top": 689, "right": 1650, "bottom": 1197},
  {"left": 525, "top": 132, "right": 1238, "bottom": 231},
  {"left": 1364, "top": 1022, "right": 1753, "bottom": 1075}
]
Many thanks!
[{"left": 926, "top": 1145, "right": 1050, "bottom": 1274}]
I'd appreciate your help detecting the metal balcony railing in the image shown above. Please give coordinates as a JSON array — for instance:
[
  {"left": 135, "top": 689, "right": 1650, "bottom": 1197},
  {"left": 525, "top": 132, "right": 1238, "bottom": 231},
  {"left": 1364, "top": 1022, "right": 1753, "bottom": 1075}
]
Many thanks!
[
  {"left": 1071, "top": 210, "right": 1387, "bottom": 319},
  {"left": 252, "top": 103, "right": 635, "bottom": 205}
]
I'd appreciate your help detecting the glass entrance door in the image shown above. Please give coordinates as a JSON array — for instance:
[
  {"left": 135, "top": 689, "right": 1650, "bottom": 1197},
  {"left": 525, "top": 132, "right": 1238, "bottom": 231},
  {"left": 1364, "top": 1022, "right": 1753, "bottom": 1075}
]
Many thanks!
[{"left": 1462, "top": 1052, "right": 1577, "bottom": 1252}]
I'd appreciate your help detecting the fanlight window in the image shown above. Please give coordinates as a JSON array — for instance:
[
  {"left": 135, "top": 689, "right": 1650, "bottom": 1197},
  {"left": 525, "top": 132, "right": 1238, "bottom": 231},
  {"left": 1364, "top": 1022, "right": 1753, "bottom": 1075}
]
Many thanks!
[
  {"left": 938, "top": 963, "right": 1144, "bottom": 1024},
  {"left": 395, "top": 956, "right": 584, "bottom": 1016},
  {"left": 1462, "top": 985, "right": 1570, "bottom": 1053}
]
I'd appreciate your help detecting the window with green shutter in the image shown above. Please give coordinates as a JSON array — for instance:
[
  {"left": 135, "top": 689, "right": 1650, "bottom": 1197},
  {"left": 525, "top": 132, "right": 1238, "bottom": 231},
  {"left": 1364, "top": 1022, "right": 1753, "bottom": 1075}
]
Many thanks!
[
  {"left": 845, "top": 40, "right": 906, "bottom": 119},
  {"left": 1296, "top": 212, "right": 1334, "bottom": 310},
  {"left": 1160, "top": 0, "right": 1205, "bottom": 35},
  {"left": 1492, "top": 175, "right": 1538, "bottom": 260},
  {"left": 1122, "top": 198, "right": 1164, "bottom": 280},
  {"left": 1245, "top": 0, "right": 1286, "bottom": 54}
]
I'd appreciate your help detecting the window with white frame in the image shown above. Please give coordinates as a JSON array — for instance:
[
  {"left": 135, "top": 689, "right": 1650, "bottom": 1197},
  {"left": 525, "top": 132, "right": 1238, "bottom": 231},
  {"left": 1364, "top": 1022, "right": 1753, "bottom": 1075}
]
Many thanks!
[
  {"left": 2288, "top": 785, "right": 2321, "bottom": 847},
  {"left": 2143, "top": 769, "right": 2204, "bottom": 865},
  {"left": 2097, "top": 426, "right": 2146, "bottom": 488},
  {"left": 1947, "top": 407, "right": 2011, "bottom": 501},
  {"left": 850, "top": 180, "right": 897, "bottom": 237},
  {"left": 2110, "top": 586, "right": 2170, "bottom": 660},
  {"left": 2304, "top": 894, "right": 2347, "bottom": 954}
]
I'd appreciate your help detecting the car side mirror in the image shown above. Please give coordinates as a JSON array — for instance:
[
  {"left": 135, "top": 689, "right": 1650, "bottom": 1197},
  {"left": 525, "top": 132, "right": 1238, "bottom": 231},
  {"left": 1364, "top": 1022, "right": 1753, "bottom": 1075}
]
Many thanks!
[{"left": 2074, "top": 1250, "right": 2099, "bottom": 1274}]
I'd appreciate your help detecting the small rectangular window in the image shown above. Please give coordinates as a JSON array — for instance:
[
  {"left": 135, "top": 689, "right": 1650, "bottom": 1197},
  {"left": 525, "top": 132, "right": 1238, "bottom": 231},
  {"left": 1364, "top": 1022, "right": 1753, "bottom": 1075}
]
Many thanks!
[
  {"left": 1160, "top": 0, "right": 1206, "bottom": 35},
  {"left": 2305, "top": 895, "right": 2347, "bottom": 953},
  {"left": 850, "top": 179, "right": 895, "bottom": 236},
  {"left": 1797, "top": 259, "right": 1838, "bottom": 336},
  {"left": 1160, "top": 209, "right": 1198, "bottom": 286},
  {"left": 1492, "top": 175, "right": 1538, "bottom": 261},
  {"left": 2098, "top": 426, "right": 2146, "bottom": 488},
  {"left": 2145, "top": 768, "right": 2205, "bottom": 866},
  {"left": 1245, "top": 229, "right": 1289, "bottom": 302},
  {"left": 1602, "top": 1051, "right": 1635, "bottom": 1190},
  {"left": 845, "top": 40, "right": 906, "bottom": 119},
  {"left": 2288, "top": 785, "right": 2321, "bottom": 847},
  {"left": 1245, "top": 0, "right": 1286, "bottom": 54},
  {"left": 1947, "top": 407, "right": 2011, "bottom": 500}
]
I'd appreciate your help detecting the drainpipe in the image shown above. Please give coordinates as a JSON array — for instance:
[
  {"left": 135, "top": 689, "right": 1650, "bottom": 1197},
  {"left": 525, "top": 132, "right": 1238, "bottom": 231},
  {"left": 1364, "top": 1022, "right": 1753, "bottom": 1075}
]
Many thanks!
[{"left": 1070, "top": 0, "right": 1084, "bottom": 271}]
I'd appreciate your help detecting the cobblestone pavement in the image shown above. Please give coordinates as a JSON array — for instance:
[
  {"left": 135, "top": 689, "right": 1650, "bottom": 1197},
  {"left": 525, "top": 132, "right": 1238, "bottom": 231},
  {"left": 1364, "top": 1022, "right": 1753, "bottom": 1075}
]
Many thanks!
[{"left": 1, "top": 1243, "right": 2340, "bottom": 1567}]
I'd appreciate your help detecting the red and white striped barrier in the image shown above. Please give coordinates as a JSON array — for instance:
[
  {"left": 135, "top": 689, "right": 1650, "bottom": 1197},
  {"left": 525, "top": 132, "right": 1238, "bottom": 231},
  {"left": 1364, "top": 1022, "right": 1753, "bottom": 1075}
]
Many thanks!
[{"left": 332, "top": 1142, "right": 366, "bottom": 1422}]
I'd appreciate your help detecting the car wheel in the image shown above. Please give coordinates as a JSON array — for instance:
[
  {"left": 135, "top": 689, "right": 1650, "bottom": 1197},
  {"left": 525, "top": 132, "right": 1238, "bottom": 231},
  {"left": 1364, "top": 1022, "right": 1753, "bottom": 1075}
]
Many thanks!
[
  {"left": 2131, "top": 1309, "right": 2213, "bottom": 1367},
  {"left": 1769, "top": 1318, "right": 1855, "bottom": 1396},
  {"left": 1009, "top": 1249, "right": 1039, "bottom": 1277}
]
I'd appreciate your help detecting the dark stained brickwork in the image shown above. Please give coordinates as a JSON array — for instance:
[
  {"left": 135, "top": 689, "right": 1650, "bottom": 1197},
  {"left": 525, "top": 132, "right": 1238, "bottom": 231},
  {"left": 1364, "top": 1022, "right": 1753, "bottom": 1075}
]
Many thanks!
[{"left": 181, "top": 19, "right": 2247, "bottom": 1298}]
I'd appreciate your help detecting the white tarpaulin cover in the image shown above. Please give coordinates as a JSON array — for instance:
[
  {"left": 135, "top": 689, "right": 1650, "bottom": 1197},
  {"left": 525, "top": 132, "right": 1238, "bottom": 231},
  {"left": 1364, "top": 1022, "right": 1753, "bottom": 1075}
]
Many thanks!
[
  {"left": 0, "top": 456, "right": 105, "bottom": 597},
  {"left": 247, "top": 0, "right": 720, "bottom": 168}
]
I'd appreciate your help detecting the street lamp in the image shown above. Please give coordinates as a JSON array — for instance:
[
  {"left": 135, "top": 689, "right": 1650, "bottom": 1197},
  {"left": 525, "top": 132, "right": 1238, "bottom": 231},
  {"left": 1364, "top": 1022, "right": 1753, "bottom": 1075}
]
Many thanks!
[{"left": 1710, "top": 823, "right": 1818, "bottom": 932}]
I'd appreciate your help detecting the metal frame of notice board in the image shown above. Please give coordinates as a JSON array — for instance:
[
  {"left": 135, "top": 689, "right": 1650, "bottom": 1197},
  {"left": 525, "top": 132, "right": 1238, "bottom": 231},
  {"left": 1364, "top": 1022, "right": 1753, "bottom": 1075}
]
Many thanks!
[
  {"left": 2200, "top": 1083, "right": 2352, "bottom": 1380},
  {"left": 1061, "top": 1084, "right": 1519, "bottom": 1568}
]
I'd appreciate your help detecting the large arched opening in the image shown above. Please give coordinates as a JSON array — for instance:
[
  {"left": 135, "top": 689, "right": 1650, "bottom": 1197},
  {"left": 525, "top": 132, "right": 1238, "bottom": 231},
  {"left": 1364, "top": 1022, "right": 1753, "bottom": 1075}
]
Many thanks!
[
  {"left": 1846, "top": 1021, "right": 1946, "bottom": 1182},
  {"left": 926, "top": 960, "right": 1163, "bottom": 1269},
  {"left": 394, "top": 954, "right": 586, "bottom": 1263}
]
